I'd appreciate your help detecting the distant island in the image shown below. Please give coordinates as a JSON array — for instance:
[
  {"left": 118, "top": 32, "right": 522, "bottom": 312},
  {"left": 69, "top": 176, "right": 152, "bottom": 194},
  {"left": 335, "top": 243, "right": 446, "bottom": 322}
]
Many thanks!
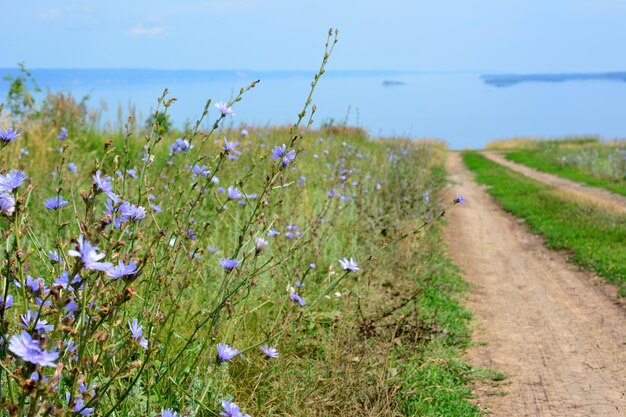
[
  {"left": 481, "top": 72, "right": 626, "bottom": 87},
  {"left": 382, "top": 80, "right": 407, "bottom": 86}
]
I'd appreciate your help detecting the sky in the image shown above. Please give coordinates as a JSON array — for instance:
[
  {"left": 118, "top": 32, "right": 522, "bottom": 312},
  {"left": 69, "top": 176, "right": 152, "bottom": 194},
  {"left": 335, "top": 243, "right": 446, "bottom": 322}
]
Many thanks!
[{"left": 2, "top": 0, "right": 626, "bottom": 72}]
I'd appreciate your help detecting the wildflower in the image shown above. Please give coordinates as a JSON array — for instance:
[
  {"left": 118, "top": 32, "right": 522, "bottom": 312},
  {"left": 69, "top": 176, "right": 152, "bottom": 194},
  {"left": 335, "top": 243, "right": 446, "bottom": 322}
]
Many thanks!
[
  {"left": 0, "top": 128, "right": 20, "bottom": 143},
  {"left": 93, "top": 171, "right": 119, "bottom": 202},
  {"left": 54, "top": 271, "right": 82, "bottom": 289},
  {"left": 191, "top": 164, "right": 209, "bottom": 177},
  {"left": 68, "top": 162, "right": 78, "bottom": 173},
  {"left": 162, "top": 409, "right": 180, "bottom": 417},
  {"left": 215, "top": 101, "right": 235, "bottom": 116},
  {"left": 220, "top": 258, "right": 239, "bottom": 271},
  {"left": 170, "top": 138, "right": 192, "bottom": 154},
  {"left": 423, "top": 191, "right": 430, "bottom": 203},
  {"left": 106, "top": 260, "right": 138, "bottom": 280},
  {"left": 126, "top": 168, "right": 138, "bottom": 179},
  {"left": 255, "top": 237, "right": 268, "bottom": 254},
  {"left": 128, "top": 318, "right": 148, "bottom": 350},
  {"left": 290, "top": 293, "right": 306, "bottom": 306},
  {"left": 271, "top": 144, "right": 296, "bottom": 167},
  {"left": 49, "top": 250, "right": 64, "bottom": 265},
  {"left": 8, "top": 331, "right": 58, "bottom": 367},
  {"left": 0, "top": 192, "right": 15, "bottom": 214},
  {"left": 267, "top": 229, "right": 279, "bottom": 237},
  {"left": 217, "top": 343, "right": 239, "bottom": 362},
  {"left": 227, "top": 186, "right": 242, "bottom": 200},
  {"left": 73, "top": 398, "right": 94, "bottom": 416},
  {"left": 339, "top": 257, "right": 359, "bottom": 272},
  {"left": 0, "top": 170, "right": 28, "bottom": 192},
  {"left": 68, "top": 236, "right": 113, "bottom": 271},
  {"left": 208, "top": 246, "right": 218, "bottom": 253},
  {"left": 454, "top": 193, "right": 465, "bottom": 205},
  {"left": 19, "top": 310, "right": 54, "bottom": 333},
  {"left": 241, "top": 128, "right": 249, "bottom": 137},
  {"left": 222, "top": 137, "right": 242, "bottom": 155},
  {"left": 44, "top": 196, "right": 69, "bottom": 210},
  {"left": 57, "top": 127, "right": 69, "bottom": 140},
  {"left": 260, "top": 345, "right": 279, "bottom": 359},
  {"left": 1, "top": 294, "right": 13, "bottom": 310},
  {"left": 309, "top": 263, "right": 316, "bottom": 269}
]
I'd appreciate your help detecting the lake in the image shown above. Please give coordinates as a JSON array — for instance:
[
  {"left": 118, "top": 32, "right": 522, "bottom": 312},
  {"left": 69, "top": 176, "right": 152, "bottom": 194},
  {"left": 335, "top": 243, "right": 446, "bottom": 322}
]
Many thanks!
[{"left": 1, "top": 68, "right": 625, "bottom": 149}]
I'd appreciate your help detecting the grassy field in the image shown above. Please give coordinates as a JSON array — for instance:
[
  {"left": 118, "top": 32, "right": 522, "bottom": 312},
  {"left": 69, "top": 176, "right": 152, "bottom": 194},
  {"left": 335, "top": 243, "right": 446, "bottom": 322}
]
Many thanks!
[
  {"left": 0, "top": 56, "right": 480, "bottom": 416},
  {"left": 463, "top": 151, "right": 626, "bottom": 296},
  {"left": 501, "top": 138, "right": 626, "bottom": 197}
]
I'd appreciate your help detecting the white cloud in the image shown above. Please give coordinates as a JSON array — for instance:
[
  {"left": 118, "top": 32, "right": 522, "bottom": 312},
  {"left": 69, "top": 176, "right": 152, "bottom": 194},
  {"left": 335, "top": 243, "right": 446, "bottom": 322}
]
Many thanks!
[
  {"left": 128, "top": 24, "right": 166, "bottom": 37},
  {"left": 37, "top": 9, "right": 61, "bottom": 21}
]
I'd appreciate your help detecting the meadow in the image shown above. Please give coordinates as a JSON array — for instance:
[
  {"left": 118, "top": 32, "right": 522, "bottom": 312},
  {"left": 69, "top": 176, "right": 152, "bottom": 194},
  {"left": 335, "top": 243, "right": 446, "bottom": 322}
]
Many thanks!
[{"left": 0, "top": 34, "right": 477, "bottom": 417}]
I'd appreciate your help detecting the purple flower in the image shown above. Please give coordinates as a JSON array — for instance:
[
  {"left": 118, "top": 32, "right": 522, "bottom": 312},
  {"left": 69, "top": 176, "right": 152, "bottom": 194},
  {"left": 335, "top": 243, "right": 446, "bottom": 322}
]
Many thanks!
[
  {"left": 339, "top": 257, "right": 359, "bottom": 272},
  {"left": 227, "top": 186, "right": 242, "bottom": 200},
  {"left": 57, "top": 127, "right": 69, "bottom": 140},
  {"left": 54, "top": 271, "right": 82, "bottom": 289},
  {"left": 215, "top": 101, "right": 235, "bottom": 116},
  {"left": 0, "top": 128, "right": 20, "bottom": 143},
  {"left": 423, "top": 192, "right": 430, "bottom": 203},
  {"left": 191, "top": 164, "right": 209, "bottom": 177},
  {"left": 271, "top": 144, "right": 296, "bottom": 167},
  {"left": 454, "top": 193, "right": 465, "bottom": 205},
  {"left": 170, "top": 138, "right": 192, "bottom": 154},
  {"left": 1, "top": 294, "right": 13, "bottom": 310},
  {"left": 267, "top": 229, "right": 279, "bottom": 237},
  {"left": 68, "top": 236, "right": 113, "bottom": 271},
  {"left": 216, "top": 343, "right": 239, "bottom": 362},
  {"left": 126, "top": 169, "right": 137, "bottom": 179},
  {"left": 0, "top": 170, "right": 28, "bottom": 192},
  {"left": 73, "top": 398, "right": 94, "bottom": 416},
  {"left": 93, "top": 171, "right": 119, "bottom": 202},
  {"left": 222, "top": 137, "right": 242, "bottom": 155},
  {"left": 255, "top": 237, "right": 268, "bottom": 254},
  {"left": 19, "top": 310, "right": 54, "bottom": 333},
  {"left": 0, "top": 192, "right": 15, "bottom": 214},
  {"left": 106, "top": 260, "right": 138, "bottom": 280},
  {"left": 8, "top": 331, "right": 58, "bottom": 367},
  {"left": 290, "top": 293, "right": 306, "bottom": 306},
  {"left": 162, "top": 409, "right": 180, "bottom": 417},
  {"left": 220, "top": 258, "right": 239, "bottom": 271},
  {"left": 241, "top": 129, "right": 249, "bottom": 137},
  {"left": 260, "top": 345, "right": 278, "bottom": 358},
  {"left": 129, "top": 318, "right": 148, "bottom": 350},
  {"left": 68, "top": 163, "right": 78, "bottom": 173},
  {"left": 309, "top": 263, "right": 316, "bottom": 269},
  {"left": 44, "top": 196, "right": 68, "bottom": 210}
]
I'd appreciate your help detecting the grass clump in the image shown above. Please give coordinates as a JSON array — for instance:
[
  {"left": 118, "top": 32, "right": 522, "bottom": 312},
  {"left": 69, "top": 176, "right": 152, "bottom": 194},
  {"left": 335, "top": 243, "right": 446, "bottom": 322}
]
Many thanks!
[{"left": 463, "top": 151, "right": 626, "bottom": 296}]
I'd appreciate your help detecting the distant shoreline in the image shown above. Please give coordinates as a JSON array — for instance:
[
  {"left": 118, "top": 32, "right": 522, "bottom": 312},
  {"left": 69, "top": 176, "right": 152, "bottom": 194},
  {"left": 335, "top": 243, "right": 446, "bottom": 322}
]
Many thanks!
[{"left": 482, "top": 72, "right": 626, "bottom": 87}]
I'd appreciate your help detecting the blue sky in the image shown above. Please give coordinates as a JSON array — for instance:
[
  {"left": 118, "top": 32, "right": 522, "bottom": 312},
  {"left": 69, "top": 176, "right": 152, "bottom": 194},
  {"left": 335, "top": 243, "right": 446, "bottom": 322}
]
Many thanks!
[{"left": 3, "top": 0, "right": 626, "bottom": 72}]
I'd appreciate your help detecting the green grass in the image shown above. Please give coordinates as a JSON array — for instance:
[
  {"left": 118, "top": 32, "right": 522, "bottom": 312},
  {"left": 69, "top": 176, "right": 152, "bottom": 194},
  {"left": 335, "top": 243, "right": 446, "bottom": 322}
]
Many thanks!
[
  {"left": 464, "top": 151, "right": 626, "bottom": 296},
  {"left": 506, "top": 147, "right": 626, "bottom": 197},
  {"left": 396, "top": 226, "right": 482, "bottom": 416}
]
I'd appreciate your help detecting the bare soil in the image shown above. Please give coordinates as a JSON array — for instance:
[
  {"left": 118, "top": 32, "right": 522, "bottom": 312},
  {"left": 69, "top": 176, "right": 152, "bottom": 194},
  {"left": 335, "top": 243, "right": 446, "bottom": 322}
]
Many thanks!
[
  {"left": 444, "top": 153, "right": 626, "bottom": 416},
  {"left": 482, "top": 151, "right": 626, "bottom": 214}
]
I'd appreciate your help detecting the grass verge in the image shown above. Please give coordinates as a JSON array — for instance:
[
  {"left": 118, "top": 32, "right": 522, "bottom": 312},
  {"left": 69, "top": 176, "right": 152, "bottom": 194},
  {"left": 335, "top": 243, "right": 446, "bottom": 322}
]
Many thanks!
[
  {"left": 506, "top": 148, "right": 626, "bottom": 197},
  {"left": 463, "top": 151, "right": 626, "bottom": 296}
]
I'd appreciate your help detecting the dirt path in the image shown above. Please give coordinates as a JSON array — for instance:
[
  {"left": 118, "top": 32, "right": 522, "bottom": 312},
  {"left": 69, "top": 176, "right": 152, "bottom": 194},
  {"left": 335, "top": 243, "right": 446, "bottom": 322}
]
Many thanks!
[
  {"left": 444, "top": 152, "right": 626, "bottom": 417},
  {"left": 482, "top": 151, "right": 626, "bottom": 214}
]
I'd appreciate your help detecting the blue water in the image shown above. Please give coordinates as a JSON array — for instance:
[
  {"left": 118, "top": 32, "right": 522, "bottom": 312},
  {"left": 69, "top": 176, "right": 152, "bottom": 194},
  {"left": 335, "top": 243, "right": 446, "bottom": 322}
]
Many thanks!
[{"left": 1, "top": 68, "right": 625, "bottom": 149}]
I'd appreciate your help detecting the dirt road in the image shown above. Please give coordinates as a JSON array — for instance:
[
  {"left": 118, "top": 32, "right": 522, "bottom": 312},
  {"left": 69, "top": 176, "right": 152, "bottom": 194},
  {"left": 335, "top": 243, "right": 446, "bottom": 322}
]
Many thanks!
[
  {"left": 444, "top": 152, "right": 626, "bottom": 416},
  {"left": 482, "top": 151, "right": 626, "bottom": 214}
]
